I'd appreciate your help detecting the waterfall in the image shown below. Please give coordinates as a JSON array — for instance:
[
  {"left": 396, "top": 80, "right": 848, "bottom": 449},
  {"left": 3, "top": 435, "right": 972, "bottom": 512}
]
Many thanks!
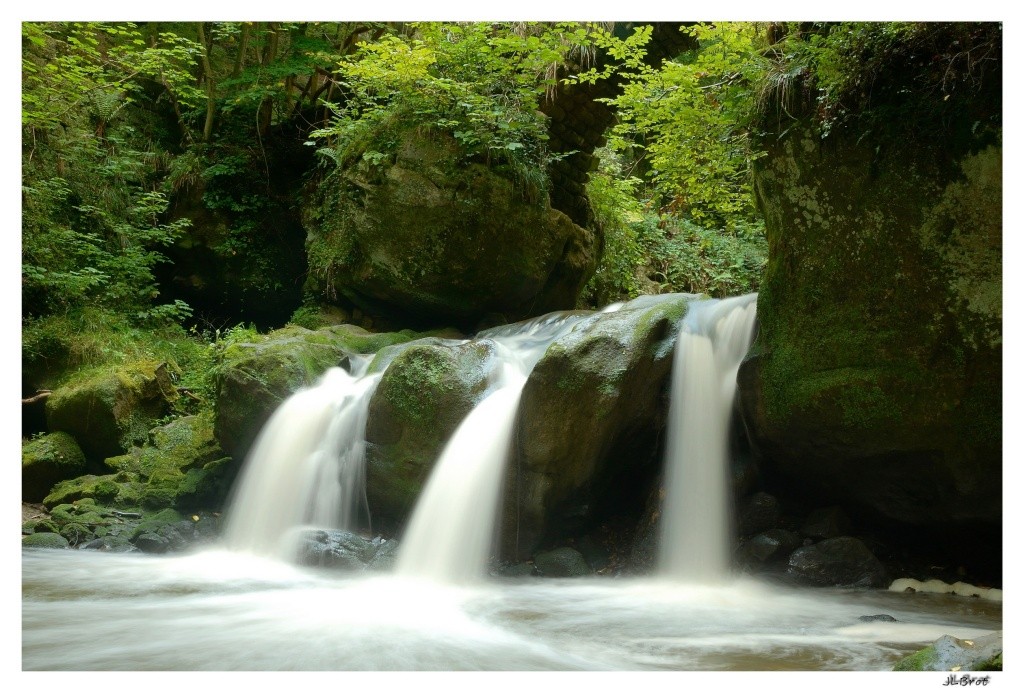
[
  {"left": 658, "top": 294, "right": 758, "bottom": 582},
  {"left": 394, "top": 314, "right": 590, "bottom": 583},
  {"left": 223, "top": 365, "right": 381, "bottom": 558}
]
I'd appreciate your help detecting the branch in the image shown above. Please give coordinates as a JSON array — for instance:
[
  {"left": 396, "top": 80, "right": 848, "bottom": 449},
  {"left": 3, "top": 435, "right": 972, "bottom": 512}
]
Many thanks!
[{"left": 22, "top": 390, "right": 51, "bottom": 405}]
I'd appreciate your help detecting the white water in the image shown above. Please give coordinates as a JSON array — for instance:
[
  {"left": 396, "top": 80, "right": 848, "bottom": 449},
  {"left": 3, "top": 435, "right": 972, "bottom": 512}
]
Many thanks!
[
  {"left": 21, "top": 549, "right": 1001, "bottom": 671},
  {"left": 222, "top": 365, "right": 381, "bottom": 558},
  {"left": 659, "top": 294, "right": 759, "bottom": 581},
  {"left": 394, "top": 314, "right": 592, "bottom": 583}
]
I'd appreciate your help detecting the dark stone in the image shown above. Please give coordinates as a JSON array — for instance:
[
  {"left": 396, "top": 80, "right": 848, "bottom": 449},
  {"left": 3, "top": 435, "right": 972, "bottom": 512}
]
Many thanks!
[
  {"left": 801, "top": 506, "right": 851, "bottom": 540},
  {"left": 495, "top": 562, "right": 538, "bottom": 578},
  {"left": 787, "top": 536, "right": 888, "bottom": 588},
  {"left": 859, "top": 614, "right": 899, "bottom": 623},
  {"left": 533, "top": 547, "right": 592, "bottom": 578},
  {"left": 739, "top": 108, "right": 1001, "bottom": 549},
  {"left": 737, "top": 491, "right": 781, "bottom": 537},
  {"left": 295, "top": 529, "right": 377, "bottom": 570},
  {"left": 134, "top": 532, "right": 170, "bottom": 554},
  {"left": 304, "top": 129, "right": 597, "bottom": 330},
  {"left": 738, "top": 529, "right": 802, "bottom": 566},
  {"left": 502, "top": 294, "right": 690, "bottom": 558}
]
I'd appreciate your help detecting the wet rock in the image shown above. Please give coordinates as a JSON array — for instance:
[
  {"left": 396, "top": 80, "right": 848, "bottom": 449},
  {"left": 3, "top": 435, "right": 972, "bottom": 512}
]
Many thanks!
[
  {"left": 787, "top": 536, "right": 887, "bottom": 588},
  {"left": 859, "top": 614, "right": 899, "bottom": 623},
  {"left": 800, "top": 506, "right": 851, "bottom": 540},
  {"left": 738, "top": 529, "right": 802, "bottom": 566},
  {"left": 214, "top": 324, "right": 423, "bottom": 459},
  {"left": 365, "top": 339, "right": 498, "bottom": 528},
  {"left": 533, "top": 547, "right": 591, "bottom": 578},
  {"left": 22, "top": 432, "right": 88, "bottom": 503},
  {"left": 495, "top": 562, "right": 538, "bottom": 578},
  {"left": 737, "top": 491, "right": 781, "bottom": 537},
  {"left": 504, "top": 294, "right": 691, "bottom": 558},
  {"left": 295, "top": 529, "right": 377, "bottom": 570},
  {"left": 80, "top": 535, "right": 137, "bottom": 552},
  {"left": 366, "top": 538, "right": 400, "bottom": 572},
  {"left": 893, "top": 631, "right": 1002, "bottom": 671}
]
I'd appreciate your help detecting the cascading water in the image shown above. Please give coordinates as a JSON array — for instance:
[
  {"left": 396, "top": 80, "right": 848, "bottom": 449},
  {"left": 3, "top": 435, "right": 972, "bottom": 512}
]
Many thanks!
[
  {"left": 658, "top": 293, "right": 758, "bottom": 582},
  {"left": 223, "top": 362, "right": 381, "bottom": 558},
  {"left": 393, "top": 313, "right": 592, "bottom": 583}
]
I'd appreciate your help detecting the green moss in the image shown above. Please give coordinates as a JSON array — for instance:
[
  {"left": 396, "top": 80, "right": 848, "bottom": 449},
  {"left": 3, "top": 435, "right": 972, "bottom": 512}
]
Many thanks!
[
  {"left": 22, "top": 532, "right": 70, "bottom": 550},
  {"left": 893, "top": 645, "right": 937, "bottom": 671},
  {"left": 22, "top": 431, "right": 88, "bottom": 502}
]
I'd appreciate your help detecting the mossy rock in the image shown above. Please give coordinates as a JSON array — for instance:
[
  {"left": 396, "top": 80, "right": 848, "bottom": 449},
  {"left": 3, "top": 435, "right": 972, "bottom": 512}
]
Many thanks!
[
  {"left": 364, "top": 338, "right": 499, "bottom": 529},
  {"left": 213, "top": 323, "right": 423, "bottom": 459},
  {"left": 45, "top": 360, "right": 179, "bottom": 463},
  {"left": 500, "top": 295, "right": 690, "bottom": 557},
  {"left": 22, "top": 532, "right": 70, "bottom": 550},
  {"left": 893, "top": 632, "right": 1002, "bottom": 671},
  {"left": 105, "top": 413, "right": 233, "bottom": 511},
  {"left": 740, "top": 116, "right": 1001, "bottom": 543},
  {"left": 22, "top": 431, "right": 88, "bottom": 502},
  {"left": 304, "top": 128, "right": 597, "bottom": 330},
  {"left": 43, "top": 474, "right": 139, "bottom": 509}
]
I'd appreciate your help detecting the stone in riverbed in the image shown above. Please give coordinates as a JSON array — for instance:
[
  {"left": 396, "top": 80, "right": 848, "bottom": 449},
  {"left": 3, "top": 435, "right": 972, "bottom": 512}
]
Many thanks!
[{"left": 787, "top": 536, "right": 887, "bottom": 588}]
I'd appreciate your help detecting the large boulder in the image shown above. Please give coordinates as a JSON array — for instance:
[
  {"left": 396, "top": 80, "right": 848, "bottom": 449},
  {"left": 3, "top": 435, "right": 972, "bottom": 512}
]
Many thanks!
[
  {"left": 500, "top": 295, "right": 690, "bottom": 558},
  {"left": 45, "top": 361, "right": 179, "bottom": 463},
  {"left": 213, "top": 324, "right": 421, "bottom": 459},
  {"left": 304, "top": 129, "right": 598, "bottom": 329},
  {"left": 22, "top": 432, "right": 88, "bottom": 502},
  {"left": 787, "top": 536, "right": 887, "bottom": 588},
  {"left": 364, "top": 339, "right": 499, "bottom": 529},
  {"left": 740, "top": 63, "right": 1001, "bottom": 562}
]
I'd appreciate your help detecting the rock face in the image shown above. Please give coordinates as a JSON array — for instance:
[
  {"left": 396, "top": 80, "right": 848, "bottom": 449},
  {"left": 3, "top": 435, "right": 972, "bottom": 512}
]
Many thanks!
[
  {"left": 304, "top": 130, "right": 598, "bottom": 329},
  {"left": 501, "top": 295, "right": 690, "bottom": 558},
  {"left": 22, "top": 432, "right": 88, "bottom": 503},
  {"left": 740, "top": 117, "right": 1001, "bottom": 546},
  {"left": 364, "top": 339, "right": 499, "bottom": 529},
  {"left": 45, "top": 361, "right": 179, "bottom": 463},
  {"left": 787, "top": 536, "right": 887, "bottom": 588},
  {"left": 214, "top": 324, "right": 420, "bottom": 459}
]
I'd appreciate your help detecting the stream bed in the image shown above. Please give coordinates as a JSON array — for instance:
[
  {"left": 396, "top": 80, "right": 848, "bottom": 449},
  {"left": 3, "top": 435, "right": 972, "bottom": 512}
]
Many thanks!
[{"left": 22, "top": 547, "right": 1001, "bottom": 671}]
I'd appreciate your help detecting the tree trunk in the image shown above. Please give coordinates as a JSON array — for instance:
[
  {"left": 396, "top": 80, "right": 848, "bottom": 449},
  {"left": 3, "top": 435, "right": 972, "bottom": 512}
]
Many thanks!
[{"left": 196, "top": 22, "right": 217, "bottom": 142}]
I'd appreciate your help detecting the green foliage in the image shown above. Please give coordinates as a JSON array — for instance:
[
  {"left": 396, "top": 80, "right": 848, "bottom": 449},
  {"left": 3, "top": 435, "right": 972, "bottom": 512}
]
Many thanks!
[
  {"left": 22, "top": 22, "right": 199, "bottom": 325},
  {"left": 597, "top": 23, "right": 769, "bottom": 225},
  {"left": 309, "top": 22, "right": 595, "bottom": 192}
]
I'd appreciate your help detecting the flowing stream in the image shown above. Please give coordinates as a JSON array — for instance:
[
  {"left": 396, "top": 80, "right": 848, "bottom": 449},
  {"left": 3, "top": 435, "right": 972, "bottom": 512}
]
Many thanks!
[
  {"left": 21, "top": 549, "right": 1001, "bottom": 671},
  {"left": 659, "top": 294, "right": 758, "bottom": 580},
  {"left": 222, "top": 363, "right": 380, "bottom": 559},
  {"left": 20, "top": 295, "right": 1002, "bottom": 671}
]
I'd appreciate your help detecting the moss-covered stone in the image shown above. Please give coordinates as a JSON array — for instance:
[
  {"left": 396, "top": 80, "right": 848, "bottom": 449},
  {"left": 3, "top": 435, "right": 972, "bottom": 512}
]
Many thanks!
[
  {"left": 44, "top": 412, "right": 231, "bottom": 516},
  {"left": 22, "top": 431, "right": 88, "bottom": 502},
  {"left": 364, "top": 339, "right": 498, "bottom": 528},
  {"left": 893, "top": 632, "right": 1002, "bottom": 671},
  {"left": 22, "top": 532, "right": 70, "bottom": 549},
  {"left": 45, "top": 360, "right": 179, "bottom": 463},
  {"left": 739, "top": 116, "right": 1001, "bottom": 542},
  {"left": 213, "top": 323, "right": 425, "bottom": 459},
  {"left": 502, "top": 295, "right": 690, "bottom": 557},
  {"left": 304, "top": 129, "right": 597, "bottom": 330}
]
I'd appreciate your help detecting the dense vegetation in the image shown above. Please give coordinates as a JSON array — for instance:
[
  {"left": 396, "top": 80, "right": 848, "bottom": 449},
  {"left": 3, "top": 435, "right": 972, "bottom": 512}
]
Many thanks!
[{"left": 24, "top": 21, "right": 989, "bottom": 391}]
